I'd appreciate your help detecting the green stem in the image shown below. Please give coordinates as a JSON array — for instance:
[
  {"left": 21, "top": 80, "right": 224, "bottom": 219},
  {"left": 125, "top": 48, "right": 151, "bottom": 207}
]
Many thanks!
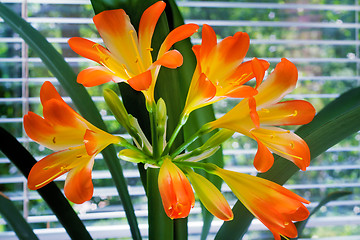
[
  {"left": 174, "top": 218, "right": 188, "bottom": 240},
  {"left": 170, "top": 131, "right": 201, "bottom": 158},
  {"left": 147, "top": 168, "right": 173, "bottom": 240},
  {"left": 150, "top": 109, "right": 160, "bottom": 160},
  {"left": 163, "top": 113, "right": 188, "bottom": 156}
]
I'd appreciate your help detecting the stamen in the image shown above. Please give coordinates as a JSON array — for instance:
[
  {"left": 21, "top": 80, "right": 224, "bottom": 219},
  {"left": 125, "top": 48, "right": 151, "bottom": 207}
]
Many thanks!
[
  {"left": 35, "top": 167, "right": 68, "bottom": 188},
  {"left": 260, "top": 110, "right": 298, "bottom": 121},
  {"left": 52, "top": 137, "right": 56, "bottom": 144},
  {"left": 121, "top": 64, "right": 132, "bottom": 78},
  {"left": 129, "top": 30, "right": 145, "bottom": 72},
  {"left": 147, "top": 48, "right": 153, "bottom": 51}
]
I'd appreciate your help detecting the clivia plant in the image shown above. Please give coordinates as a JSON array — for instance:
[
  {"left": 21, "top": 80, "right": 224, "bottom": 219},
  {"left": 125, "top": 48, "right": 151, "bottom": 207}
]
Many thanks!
[{"left": 0, "top": 1, "right": 359, "bottom": 240}]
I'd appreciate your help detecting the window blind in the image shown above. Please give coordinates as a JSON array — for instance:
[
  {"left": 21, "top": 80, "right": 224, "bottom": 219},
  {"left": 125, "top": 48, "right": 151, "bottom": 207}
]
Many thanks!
[{"left": 0, "top": 0, "right": 359, "bottom": 239}]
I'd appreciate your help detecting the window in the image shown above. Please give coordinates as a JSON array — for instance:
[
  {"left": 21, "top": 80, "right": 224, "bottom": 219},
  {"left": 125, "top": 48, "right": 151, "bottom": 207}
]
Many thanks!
[{"left": 0, "top": 0, "right": 359, "bottom": 239}]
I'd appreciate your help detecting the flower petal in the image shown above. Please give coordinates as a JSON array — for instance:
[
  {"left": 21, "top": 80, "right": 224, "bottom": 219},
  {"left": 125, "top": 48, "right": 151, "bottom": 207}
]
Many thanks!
[
  {"left": 93, "top": 9, "right": 137, "bottom": 71},
  {"left": 228, "top": 59, "right": 270, "bottom": 86},
  {"left": 43, "top": 99, "right": 85, "bottom": 130},
  {"left": 27, "top": 147, "right": 87, "bottom": 190},
  {"left": 258, "top": 100, "right": 316, "bottom": 126},
  {"left": 255, "top": 58, "right": 298, "bottom": 108},
  {"left": 184, "top": 73, "right": 217, "bottom": 115},
  {"left": 158, "top": 23, "right": 199, "bottom": 57},
  {"left": 68, "top": 37, "right": 109, "bottom": 64},
  {"left": 206, "top": 32, "right": 250, "bottom": 81},
  {"left": 77, "top": 66, "right": 122, "bottom": 87},
  {"left": 138, "top": 1, "right": 166, "bottom": 64},
  {"left": 127, "top": 70, "right": 152, "bottom": 91},
  {"left": 224, "top": 85, "right": 258, "bottom": 98},
  {"left": 187, "top": 170, "right": 233, "bottom": 221},
  {"left": 253, "top": 136, "right": 274, "bottom": 173},
  {"left": 64, "top": 157, "right": 95, "bottom": 204},
  {"left": 199, "top": 24, "right": 217, "bottom": 62},
  {"left": 23, "top": 112, "right": 57, "bottom": 150},
  {"left": 40, "top": 81, "right": 64, "bottom": 106},
  {"left": 248, "top": 97, "right": 260, "bottom": 128},
  {"left": 152, "top": 50, "right": 183, "bottom": 69},
  {"left": 251, "top": 127, "right": 310, "bottom": 171},
  {"left": 84, "top": 129, "right": 120, "bottom": 156}
]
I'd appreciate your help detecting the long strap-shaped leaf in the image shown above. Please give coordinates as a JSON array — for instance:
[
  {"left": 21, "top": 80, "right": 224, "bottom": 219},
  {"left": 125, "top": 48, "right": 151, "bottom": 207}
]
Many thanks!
[
  {"left": 0, "top": 3, "right": 141, "bottom": 240},
  {"left": 215, "top": 86, "right": 360, "bottom": 239},
  {"left": 0, "top": 127, "right": 92, "bottom": 240},
  {"left": 0, "top": 192, "right": 39, "bottom": 240},
  {"left": 294, "top": 190, "right": 352, "bottom": 239}
]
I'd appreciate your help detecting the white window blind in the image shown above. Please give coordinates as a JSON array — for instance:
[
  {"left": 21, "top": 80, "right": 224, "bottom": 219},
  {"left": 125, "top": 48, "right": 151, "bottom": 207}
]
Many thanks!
[{"left": 0, "top": 0, "right": 359, "bottom": 239}]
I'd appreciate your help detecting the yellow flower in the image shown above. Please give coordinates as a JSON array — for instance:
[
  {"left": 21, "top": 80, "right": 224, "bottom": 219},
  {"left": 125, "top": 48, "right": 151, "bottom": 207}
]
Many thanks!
[
  {"left": 24, "top": 81, "right": 119, "bottom": 204},
  {"left": 209, "top": 58, "right": 316, "bottom": 172},
  {"left": 68, "top": 1, "right": 198, "bottom": 105},
  {"left": 183, "top": 24, "right": 269, "bottom": 116}
]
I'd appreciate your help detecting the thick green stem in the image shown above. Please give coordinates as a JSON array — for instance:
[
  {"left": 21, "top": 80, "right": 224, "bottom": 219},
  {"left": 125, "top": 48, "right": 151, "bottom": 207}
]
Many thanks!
[
  {"left": 147, "top": 168, "right": 173, "bottom": 240},
  {"left": 174, "top": 218, "right": 188, "bottom": 240}
]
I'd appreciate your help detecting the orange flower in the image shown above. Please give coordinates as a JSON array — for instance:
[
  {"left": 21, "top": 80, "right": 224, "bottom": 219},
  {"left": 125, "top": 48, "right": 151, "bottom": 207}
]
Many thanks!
[
  {"left": 183, "top": 24, "right": 270, "bottom": 116},
  {"left": 24, "top": 81, "right": 120, "bottom": 204},
  {"left": 158, "top": 158, "right": 195, "bottom": 219},
  {"left": 209, "top": 58, "right": 315, "bottom": 172},
  {"left": 68, "top": 1, "right": 198, "bottom": 105},
  {"left": 213, "top": 166, "right": 310, "bottom": 240}
]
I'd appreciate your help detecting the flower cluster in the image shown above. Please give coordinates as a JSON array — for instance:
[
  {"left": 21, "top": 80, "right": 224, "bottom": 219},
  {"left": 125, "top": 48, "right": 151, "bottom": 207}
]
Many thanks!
[{"left": 24, "top": 2, "right": 316, "bottom": 239}]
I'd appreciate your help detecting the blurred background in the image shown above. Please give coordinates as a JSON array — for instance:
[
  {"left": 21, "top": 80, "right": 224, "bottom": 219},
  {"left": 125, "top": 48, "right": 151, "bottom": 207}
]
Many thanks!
[{"left": 0, "top": 0, "right": 359, "bottom": 239}]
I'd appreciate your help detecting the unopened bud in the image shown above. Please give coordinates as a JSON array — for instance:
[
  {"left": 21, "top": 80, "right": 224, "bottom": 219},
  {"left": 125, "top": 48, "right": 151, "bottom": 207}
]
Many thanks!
[{"left": 118, "top": 149, "right": 150, "bottom": 164}]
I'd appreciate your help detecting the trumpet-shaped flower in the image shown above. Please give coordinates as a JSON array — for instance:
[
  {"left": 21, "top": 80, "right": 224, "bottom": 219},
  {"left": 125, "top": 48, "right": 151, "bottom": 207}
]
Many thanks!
[
  {"left": 158, "top": 158, "right": 195, "bottom": 219},
  {"left": 185, "top": 169, "right": 233, "bottom": 221},
  {"left": 24, "top": 81, "right": 120, "bottom": 204},
  {"left": 212, "top": 166, "right": 310, "bottom": 240},
  {"left": 68, "top": 1, "right": 199, "bottom": 105},
  {"left": 209, "top": 58, "right": 315, "bottom": 172},
  {"left": 183, "top": 24, "right": 270, "bottom": 116}
]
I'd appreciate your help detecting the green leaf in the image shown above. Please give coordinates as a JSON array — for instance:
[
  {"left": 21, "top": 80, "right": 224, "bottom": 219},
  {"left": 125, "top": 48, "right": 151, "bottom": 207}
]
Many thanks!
[
  {"left": 215, "top": 86, "right": 360, "bottom": 240},
  {"left": 0, "top": 127, "right": 92, "bottom": 240},
  {"left": 0, "top": 193, "right": 39, "bottom": 240},
  {"left": 293, "top": 191, "right": 352, "bottom": 239},
  {"left": 0, "top": 3, "right": 140, "bottom": 240}
]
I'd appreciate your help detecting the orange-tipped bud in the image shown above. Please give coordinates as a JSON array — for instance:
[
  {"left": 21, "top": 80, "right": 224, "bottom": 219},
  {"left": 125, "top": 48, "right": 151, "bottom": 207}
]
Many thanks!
[
  {"left": 158, "top": 158, "right": 195, "bottom": 219},
  {"left": 186, "top": 169, "right": 233, "bottom": 221}
]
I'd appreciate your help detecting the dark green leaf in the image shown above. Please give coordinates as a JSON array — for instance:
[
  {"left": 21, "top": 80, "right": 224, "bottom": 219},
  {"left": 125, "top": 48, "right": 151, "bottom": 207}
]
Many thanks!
[{"left": 0, "top": 193, "right": 39, "bottom": 240}]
